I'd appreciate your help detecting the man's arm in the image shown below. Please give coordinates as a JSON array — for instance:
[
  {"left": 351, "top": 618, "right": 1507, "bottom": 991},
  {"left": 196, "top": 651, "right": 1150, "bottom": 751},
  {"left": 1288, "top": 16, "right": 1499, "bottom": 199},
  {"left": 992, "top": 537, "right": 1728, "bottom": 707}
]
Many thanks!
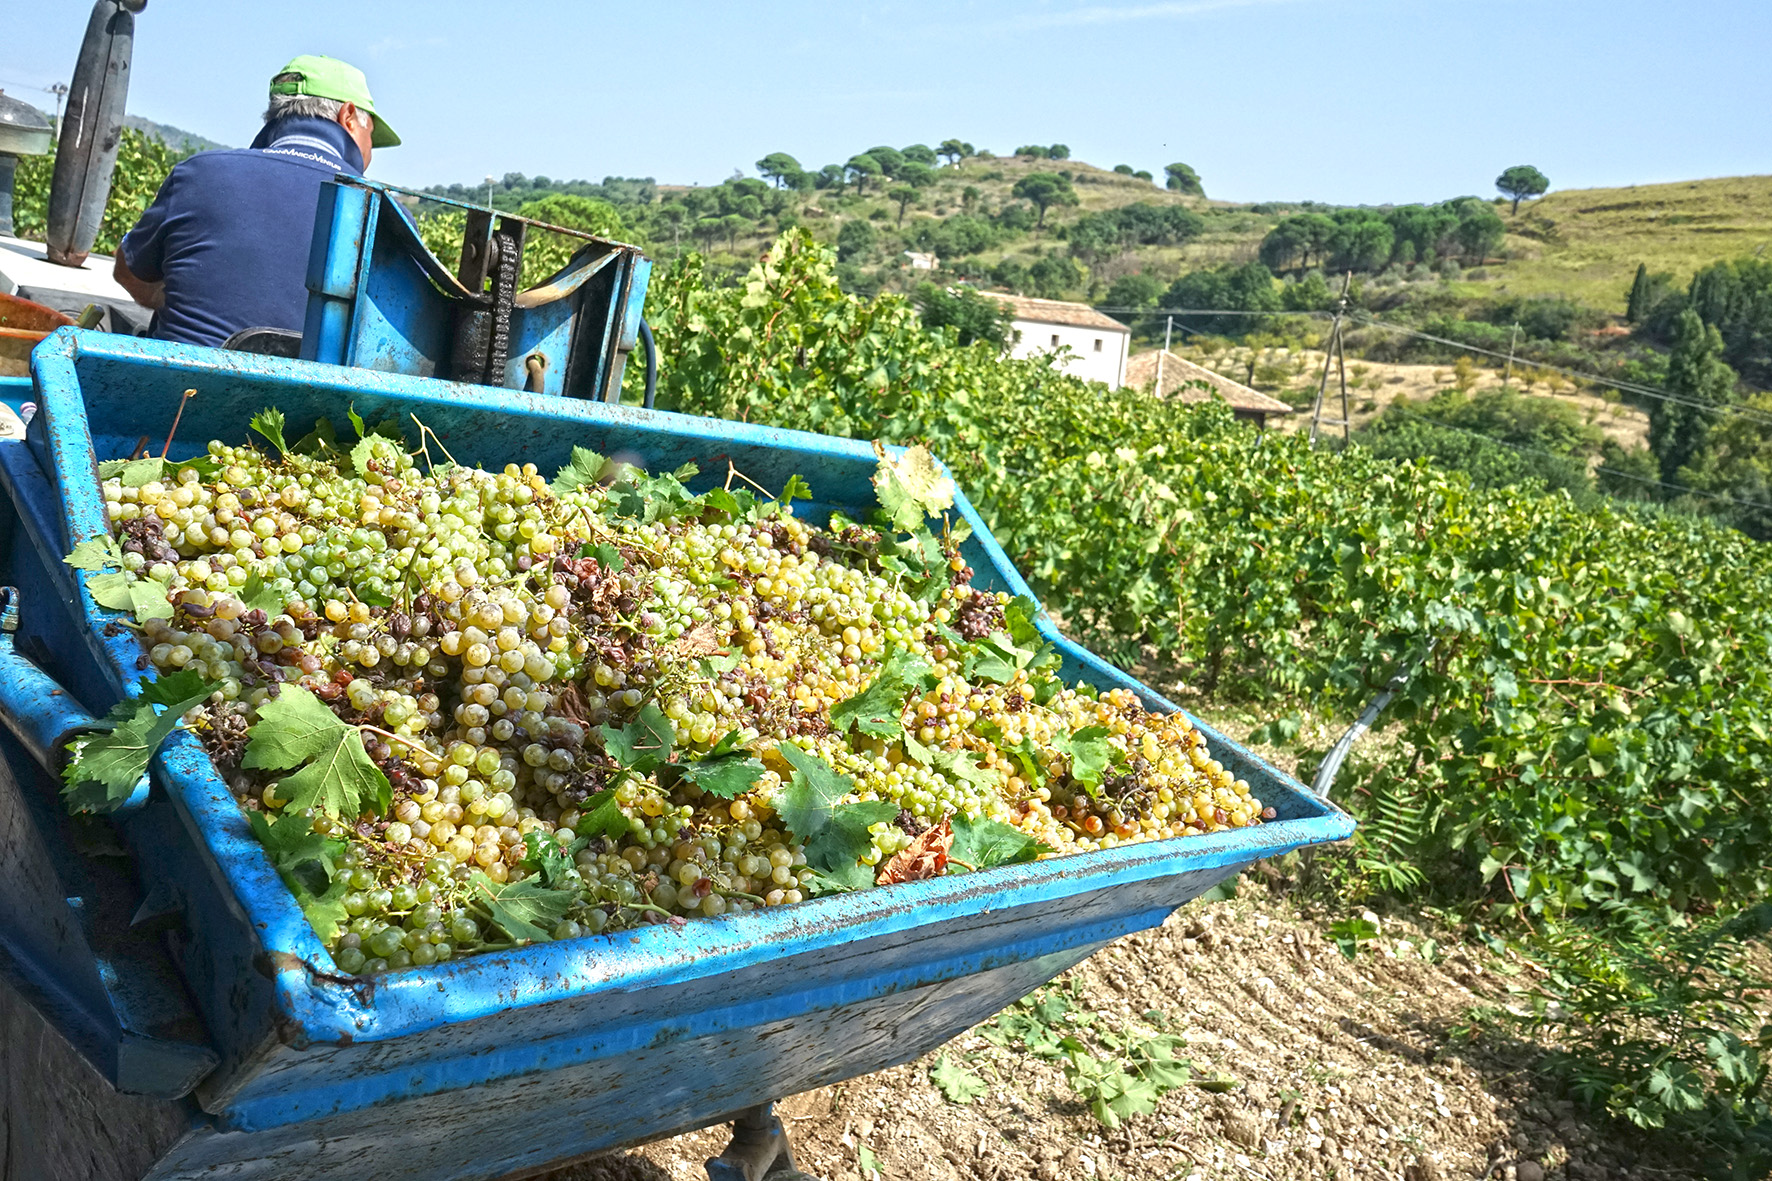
[{"left": 113, "top": 253, "right": 165, "bottom": 310}]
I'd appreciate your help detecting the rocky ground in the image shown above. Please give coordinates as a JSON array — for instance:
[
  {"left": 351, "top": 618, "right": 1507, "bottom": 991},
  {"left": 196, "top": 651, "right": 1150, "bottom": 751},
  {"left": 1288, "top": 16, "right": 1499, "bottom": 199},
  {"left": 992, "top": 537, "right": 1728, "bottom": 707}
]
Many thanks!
[{"left": 536, "top": 894, "right": 1695, "bottom": 1181}]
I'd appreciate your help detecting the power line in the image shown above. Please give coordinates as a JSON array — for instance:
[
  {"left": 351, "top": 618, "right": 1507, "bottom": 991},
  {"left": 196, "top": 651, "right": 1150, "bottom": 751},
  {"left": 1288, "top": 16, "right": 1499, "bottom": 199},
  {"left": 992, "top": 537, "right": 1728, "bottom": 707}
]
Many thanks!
[{"left": 1089, "top": 303, "right": 1772, "bottom": 430}]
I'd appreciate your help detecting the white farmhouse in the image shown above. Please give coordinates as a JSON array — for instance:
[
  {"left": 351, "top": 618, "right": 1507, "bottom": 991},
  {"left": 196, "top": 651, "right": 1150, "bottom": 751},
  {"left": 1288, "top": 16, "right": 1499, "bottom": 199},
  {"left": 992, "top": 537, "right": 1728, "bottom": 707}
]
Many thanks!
[{"left": 992, "top": 294, "right": 1131, "bottom": 389}]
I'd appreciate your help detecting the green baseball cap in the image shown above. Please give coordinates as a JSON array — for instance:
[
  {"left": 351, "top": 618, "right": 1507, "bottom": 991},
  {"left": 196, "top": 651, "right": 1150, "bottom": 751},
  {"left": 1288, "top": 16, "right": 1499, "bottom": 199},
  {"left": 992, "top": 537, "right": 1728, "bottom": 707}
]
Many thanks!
[{"left": 269, "top": 54, "right": 400, "bottom": 148}]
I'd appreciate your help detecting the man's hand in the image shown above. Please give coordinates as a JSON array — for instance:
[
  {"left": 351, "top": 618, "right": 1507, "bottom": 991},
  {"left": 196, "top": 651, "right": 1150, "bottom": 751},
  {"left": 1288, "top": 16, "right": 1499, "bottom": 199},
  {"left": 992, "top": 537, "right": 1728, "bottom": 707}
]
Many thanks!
[{"left": 113, "top": 254, "right": 164, "bottom": 310}]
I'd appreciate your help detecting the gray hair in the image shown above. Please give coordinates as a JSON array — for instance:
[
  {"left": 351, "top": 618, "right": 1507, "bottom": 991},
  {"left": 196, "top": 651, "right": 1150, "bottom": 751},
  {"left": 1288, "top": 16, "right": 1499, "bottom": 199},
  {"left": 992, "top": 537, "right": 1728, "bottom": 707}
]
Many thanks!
[{"left": 264, "top": 73, "right": 345, "bottom": 123}]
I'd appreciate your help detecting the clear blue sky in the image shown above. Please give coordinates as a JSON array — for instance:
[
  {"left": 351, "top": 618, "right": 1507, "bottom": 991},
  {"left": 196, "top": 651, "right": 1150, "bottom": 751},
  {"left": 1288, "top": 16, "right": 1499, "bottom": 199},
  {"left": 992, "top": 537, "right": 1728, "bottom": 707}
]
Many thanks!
[{"left": 2, "top": 0, "right": 1764, "bottom": 205}]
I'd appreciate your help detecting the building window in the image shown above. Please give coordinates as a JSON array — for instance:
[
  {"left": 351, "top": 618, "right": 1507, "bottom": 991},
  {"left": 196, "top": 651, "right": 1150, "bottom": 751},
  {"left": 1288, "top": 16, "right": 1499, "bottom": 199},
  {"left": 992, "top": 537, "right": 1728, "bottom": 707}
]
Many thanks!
[
  {"left": 1093, "top": 338, "right": 1103, "bottom": 352},
  {"left": 1050, "top": 334, "right": 1060, "bottom": 348}
]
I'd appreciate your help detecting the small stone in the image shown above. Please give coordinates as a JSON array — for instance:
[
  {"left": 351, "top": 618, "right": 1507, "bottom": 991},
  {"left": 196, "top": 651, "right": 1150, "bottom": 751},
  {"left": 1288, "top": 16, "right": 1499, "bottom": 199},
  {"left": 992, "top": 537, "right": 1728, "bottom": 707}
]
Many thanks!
[
  {"left": 1180, "top": 937, "right": 1199, "bottom": 955},
  {"left": 1223, "top": 1111, "right": 1263, "bottom": 1148},
  {"left": 1515, "top": 1163, "right": 1545, "bottom": 1181},
  {"left": 1405, "top": 1152, "right": 1446, "bottom": 1181}
]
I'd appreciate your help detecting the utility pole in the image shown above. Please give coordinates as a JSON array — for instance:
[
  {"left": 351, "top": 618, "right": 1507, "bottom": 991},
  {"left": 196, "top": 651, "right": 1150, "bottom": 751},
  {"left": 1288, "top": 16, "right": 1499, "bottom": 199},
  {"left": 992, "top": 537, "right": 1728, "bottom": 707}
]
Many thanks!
[
  {"left": 1309, "top": 273, "right": 1354, "bottom": 447},
  {"left": 1156, "top": 314, "right": 1172, "bottom": 394},
  {"left": 1504, "top": 322, "right": 1519, "bottom": 389},
  {"left": 484, "top": 174, "right": 495, "bottom": 209},
  {"left": 49, "top": 82, "right": 68, "bottom": 125}
]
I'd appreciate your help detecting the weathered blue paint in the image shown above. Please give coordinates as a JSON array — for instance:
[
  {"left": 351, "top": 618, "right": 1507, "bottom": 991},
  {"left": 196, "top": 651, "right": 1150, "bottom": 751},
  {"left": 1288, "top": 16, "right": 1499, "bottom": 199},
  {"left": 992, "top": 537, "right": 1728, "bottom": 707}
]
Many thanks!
[
  {"left": 0, "top": 328, "right": 1353, "bottom": 1180},
  {"left": 299, "top": 178, "right": 652, "bottom": 402}
]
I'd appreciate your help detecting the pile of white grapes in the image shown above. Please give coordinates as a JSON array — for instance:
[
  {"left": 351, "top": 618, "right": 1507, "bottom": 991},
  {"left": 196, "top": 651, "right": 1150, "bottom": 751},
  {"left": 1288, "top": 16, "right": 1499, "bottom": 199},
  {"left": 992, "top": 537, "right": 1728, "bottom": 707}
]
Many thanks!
[{"left": 102, "top": 422, "right": 1268, "bottom": 974}]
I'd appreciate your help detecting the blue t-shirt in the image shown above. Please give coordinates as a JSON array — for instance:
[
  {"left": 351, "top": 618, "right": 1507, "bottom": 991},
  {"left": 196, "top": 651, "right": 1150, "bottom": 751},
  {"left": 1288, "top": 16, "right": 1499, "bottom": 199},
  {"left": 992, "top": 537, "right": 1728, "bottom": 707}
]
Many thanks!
[{"left": 120, "top": 116, "right": 364, "bottom": 348}]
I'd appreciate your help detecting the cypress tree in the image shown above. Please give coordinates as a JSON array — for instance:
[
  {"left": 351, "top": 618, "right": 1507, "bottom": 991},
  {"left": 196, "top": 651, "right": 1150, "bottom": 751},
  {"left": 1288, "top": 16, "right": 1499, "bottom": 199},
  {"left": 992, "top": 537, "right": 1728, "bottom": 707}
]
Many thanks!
[{"left": 1626, "top": 262, "right": 1649, "bottom": 323}]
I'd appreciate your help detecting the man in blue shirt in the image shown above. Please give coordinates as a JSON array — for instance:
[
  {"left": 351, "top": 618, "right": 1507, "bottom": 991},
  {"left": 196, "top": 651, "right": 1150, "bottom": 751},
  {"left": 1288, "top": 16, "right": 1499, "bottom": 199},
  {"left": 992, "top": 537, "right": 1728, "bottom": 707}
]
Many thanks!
[{"left": 112, "top": 55, "right": 400, "bottom": 347}]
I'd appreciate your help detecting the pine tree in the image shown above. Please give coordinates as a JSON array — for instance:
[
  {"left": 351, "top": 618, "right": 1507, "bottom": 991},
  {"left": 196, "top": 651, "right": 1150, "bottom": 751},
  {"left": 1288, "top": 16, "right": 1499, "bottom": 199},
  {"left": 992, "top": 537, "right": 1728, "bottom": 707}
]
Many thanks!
[
  {"left": 1626, "top": 262, "right": 1649, "bottom": 323},
  {"left": 1650, "top": 308, "right": 1739, "bottom": 484}
]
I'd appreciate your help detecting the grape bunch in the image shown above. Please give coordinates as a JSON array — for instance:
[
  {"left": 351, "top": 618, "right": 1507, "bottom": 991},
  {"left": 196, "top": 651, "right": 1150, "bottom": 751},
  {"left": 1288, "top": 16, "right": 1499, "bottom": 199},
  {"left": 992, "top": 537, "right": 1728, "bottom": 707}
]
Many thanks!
[{"left": 91, "top": 416, "right": 1267, "bottom": 975}]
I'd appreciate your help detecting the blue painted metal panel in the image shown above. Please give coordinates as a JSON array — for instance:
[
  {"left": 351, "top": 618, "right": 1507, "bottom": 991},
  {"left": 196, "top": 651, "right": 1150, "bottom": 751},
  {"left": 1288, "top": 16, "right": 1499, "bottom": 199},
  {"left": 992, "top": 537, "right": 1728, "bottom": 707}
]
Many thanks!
[
  {"left": 4, "top": 329, "right": 1351, "bottom": 1180},
  {"left": 299, "top": 178, "right": 653, "bottom": 402}
]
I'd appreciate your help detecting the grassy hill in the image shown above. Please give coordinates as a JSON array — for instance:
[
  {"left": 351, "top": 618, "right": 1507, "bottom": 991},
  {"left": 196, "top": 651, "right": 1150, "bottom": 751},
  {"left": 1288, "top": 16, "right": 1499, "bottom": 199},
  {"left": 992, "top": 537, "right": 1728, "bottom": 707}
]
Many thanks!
[{"left": 1489, "top": 174, "right": 1772, "bottom": 309}]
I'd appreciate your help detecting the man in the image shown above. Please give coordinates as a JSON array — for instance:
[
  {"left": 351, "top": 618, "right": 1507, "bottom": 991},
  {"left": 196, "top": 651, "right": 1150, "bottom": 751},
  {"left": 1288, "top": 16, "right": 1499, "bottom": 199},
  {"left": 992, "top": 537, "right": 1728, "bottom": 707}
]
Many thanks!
[{"left": 112, "top": 55, "right": 399, "bottom": 347}]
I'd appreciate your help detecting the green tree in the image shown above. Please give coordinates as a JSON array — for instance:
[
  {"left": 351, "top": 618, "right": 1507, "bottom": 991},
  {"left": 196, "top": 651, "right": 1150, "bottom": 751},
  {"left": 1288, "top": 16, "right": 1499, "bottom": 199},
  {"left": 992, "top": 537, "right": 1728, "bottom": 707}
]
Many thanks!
[
  {"left": 1047, "top": 144, "right": 1071, "bottom": 160},
  {"left": 816, "top": 164, "right": 847, "bottom": 192},
  {"left": 937, "top": 139, "right": 972, "bottom": 166},
  {"left": 1651, "top": 308, "right": 1739, "bottom": 484},
  {"left": 1686, "top": 257, "right": 1772, "bottom": 386},
  {"left": 901, "top": 143, "right": 937, "bottom": 166},
  {"left": 1626, "top": 262, "right": 1651, "bottom": 323},
  {"left": 1163, "top": 162, "right": 1203, "bottom": 196},
  {"left": 836, "top": 219, "right": 876, "bottom": 262},
  {"left": 914, "top": 282, "right": 1010, "bottom": 347},
  {"left": 1011, "top": 172, "right": 1078, "bottom": 228},
  {"left": 864, "top": 146, "right": 906, "bottom": 180},
  {"left": 1027, "top": 254, "right": 1085, "bottom": 299},
  {"left": 719, "top": 213, "right": 752, "bottom": 252},
  {"left": 1103, "top": 272, "right": 1164, "bottom": 321},
  {"left": 961, "top": 185, "right": 980, "bottom": 212},
  {"left": 1452, "top": 200, "right": 1505, "bottom": 263},
  {"left": 1014, "top": 144, "right": 1050, "bottom": 159},
  {"left": 845, "top": 154, "right": 882, "bottom": 193},
  {"left": 898, "top": 162, "right": 936, "bottom": 189},
  {"left": 1495, "top": 164, "right": 1549, "bottom": 213},
  {"left": 888, "top": 185, "right": 920, "bottom": 227},
  {"left": 755, "top": 152, "right": 802, "bottom": 189},
  {"left": 1113, "top": 164, "right": 1134, "bottom": 175}
]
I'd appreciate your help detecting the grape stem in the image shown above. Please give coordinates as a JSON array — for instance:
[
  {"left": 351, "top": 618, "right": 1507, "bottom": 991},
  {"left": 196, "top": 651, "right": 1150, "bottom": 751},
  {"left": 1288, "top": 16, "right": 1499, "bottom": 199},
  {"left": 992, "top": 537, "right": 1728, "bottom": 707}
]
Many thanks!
[
  {"left": 407, "top": 413, "right": 457, "bottom": 472},
  {"left": 160, "top": 388, "right": 197, "bottom": 459},
  {"left": 723, "top": 460, "right": 774, "bottom": 500},
  {"left": 357, "top": 723, "right": 430, "bottom": 757}
]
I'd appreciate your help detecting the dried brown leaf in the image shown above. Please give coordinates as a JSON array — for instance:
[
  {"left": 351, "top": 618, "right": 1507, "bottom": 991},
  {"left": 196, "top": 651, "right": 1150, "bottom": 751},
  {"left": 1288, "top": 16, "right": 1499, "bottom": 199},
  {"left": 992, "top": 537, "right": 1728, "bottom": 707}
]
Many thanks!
[{"left": 876, "top": 817, "right": 953, "bottom": 885}]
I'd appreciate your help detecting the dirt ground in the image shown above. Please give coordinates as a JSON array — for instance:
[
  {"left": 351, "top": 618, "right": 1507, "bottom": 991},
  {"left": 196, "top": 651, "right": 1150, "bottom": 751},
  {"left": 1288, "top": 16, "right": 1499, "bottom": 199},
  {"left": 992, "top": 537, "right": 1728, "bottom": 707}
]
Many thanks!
[{"left": 538, "top": 897, "right": 1695, "bottom": 1181}]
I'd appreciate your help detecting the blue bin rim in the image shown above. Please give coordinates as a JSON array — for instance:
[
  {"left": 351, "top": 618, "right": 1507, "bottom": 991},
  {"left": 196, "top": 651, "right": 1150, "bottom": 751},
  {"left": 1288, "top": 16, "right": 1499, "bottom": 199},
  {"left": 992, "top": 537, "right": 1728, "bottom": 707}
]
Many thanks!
[{"left": 31, "top": 327, "right": 1353, "bottom": 1050}]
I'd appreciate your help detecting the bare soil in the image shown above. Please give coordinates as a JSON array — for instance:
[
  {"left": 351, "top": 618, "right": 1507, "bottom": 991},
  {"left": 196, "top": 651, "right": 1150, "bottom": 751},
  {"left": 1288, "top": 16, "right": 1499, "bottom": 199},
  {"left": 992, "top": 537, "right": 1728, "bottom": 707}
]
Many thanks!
[{"left": 538, "top": 898, "right": 1696, "bottom": 1181}]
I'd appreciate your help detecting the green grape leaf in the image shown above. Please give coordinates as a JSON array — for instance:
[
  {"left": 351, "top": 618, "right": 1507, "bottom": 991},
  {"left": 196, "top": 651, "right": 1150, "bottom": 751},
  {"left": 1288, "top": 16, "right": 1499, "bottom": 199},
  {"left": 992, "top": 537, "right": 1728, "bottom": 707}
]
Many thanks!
[
  {"left": 804, "top": 800, "right": 898, "bottom": 888},
  {"left": 1062, "top": 725, "right": 1117, "bottom": 793},
  {"left": 609, "top": 464, "right": 700, "bottom": 524},
  {"left": 86, "top": 571, "right": 175, "bottom": 621},
  {"left": 250, "top": 407, "right": 289, "bottom": 456},
  {"left": 697, "top": 651, "right": 743, "bottom": 678},
  {"left": 242, "top": 685, "right": 391, "bottom": 819},
  {"left": 780, "top": 473, "right": 813, "bottom": 506},
  {"left": 679, "top": 746, "right": 766, "bottom": 800},
  {"left": 773, "top": 742, "right": 856, "bottom": 841},
  {"left": 1002, "top": 596, "right": 1060, "bottom": 671},
  {"left": 291, "top": 417, "right": 342, "bottom": 456},
  {"left": 173, "top": 454, "right": 223, "bottom": 480},
  {"left": 349, "top": 434, "right": 402, "bottom": 480},
  {"left": 703, "top": 487, "right": 758, "bottom": 523},
  {"left": 96, "top": 456, "right": 170, "bottom": 487},
  {"left": 575, "top": 541, "right": 625, "bottom": 571},
  {"left": 64, "top": 534, "right": 122, "bottom": 572},
  {"left": 950, "top": 812, "right": 1049, "bottom": 870},
  {"left": 902, "top": 731, "right": 1002, "bottom": 792},
  {"left": 470, "top": 872, "right": 574, "bottom": 944},
  {"left": 521, "top": 831, "right": 585, "bottom": 888},
  {"left": 551, "top": 445, "right": 609, "bottom": 495},
  {"left": 872, "top": 443, "right": 955, "bottom": 534},
  {"left": 599, "top": 702, "right": 674, "bottom": 772},
  {"left": 829, "top": 649, "right": 936, "bottom": 739},
  {"left": 247, "top": 809, "right": 346, "bottom": 899},
  {"left": 61, "top": 670, "right": 218, "bottom": 814},
  {"left": 575, "top": 789, "right": 632, "bottom": 840},
  {"left": 298, "top": 880, "right": 352, "bottom": 944},
  {"left": 930, "top": 1054, "right": 988, "bottom": 1104},
  {"left": 347, "top": 404, "right": 367, "bottom": 440},
  {"left": 356, "top": 587, "right": 394, "bottom": 608},
  {"left": 240, "top": 571, "right": 287, "bottom": 616}
]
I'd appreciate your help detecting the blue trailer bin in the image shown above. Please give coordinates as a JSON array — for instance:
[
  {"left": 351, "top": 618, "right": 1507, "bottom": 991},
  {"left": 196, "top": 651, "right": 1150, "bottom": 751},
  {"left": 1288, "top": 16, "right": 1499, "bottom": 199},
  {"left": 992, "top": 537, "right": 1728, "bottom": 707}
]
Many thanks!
[{"left": 0, "top": 328, "right": 1353, "bottom": 1181}]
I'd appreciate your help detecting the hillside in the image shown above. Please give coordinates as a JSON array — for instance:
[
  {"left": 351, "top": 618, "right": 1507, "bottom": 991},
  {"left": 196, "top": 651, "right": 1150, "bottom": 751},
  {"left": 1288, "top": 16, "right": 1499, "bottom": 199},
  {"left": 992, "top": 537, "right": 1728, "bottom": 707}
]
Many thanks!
[{"left": 1491, "top": 174, "right": 1772, "bottom": 307}]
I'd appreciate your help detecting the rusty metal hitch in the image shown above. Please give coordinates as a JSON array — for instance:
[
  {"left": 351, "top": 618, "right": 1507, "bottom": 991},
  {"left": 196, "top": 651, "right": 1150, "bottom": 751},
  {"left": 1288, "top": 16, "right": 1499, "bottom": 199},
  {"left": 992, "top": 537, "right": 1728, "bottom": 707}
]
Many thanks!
[{"left": 704, "top": 1103, "right": 822, "bottom": 1181}]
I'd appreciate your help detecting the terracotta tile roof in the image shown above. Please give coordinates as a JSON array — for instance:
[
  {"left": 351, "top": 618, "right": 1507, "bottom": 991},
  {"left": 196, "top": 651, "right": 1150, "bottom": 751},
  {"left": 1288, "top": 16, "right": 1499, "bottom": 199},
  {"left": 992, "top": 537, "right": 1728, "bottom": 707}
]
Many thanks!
[
  {"left": 988, "top": 294, "right": 1129, "bottom": 333},
  {"left": 1124, "top": 350, "right": 1293, "bottom": 415}
]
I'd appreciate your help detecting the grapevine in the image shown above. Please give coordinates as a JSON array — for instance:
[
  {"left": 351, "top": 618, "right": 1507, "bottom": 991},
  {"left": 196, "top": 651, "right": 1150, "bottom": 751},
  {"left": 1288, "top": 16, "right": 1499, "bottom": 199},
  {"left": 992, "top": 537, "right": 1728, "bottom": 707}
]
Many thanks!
[{"left": 61, "top": 413, "right": 1265, "bottom": 975}]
